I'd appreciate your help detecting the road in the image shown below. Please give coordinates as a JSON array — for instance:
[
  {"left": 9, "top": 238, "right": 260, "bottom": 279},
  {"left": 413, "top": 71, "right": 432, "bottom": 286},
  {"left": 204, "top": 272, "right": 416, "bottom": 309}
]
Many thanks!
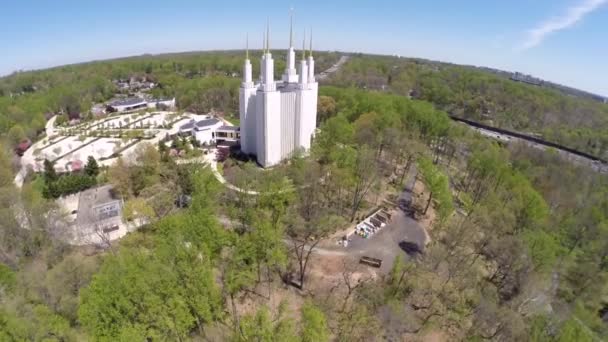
[
  {"left": 316, "top": 55, "right": 349, "bottom": 81},
  {"left": 455, "top": 120, "right": 608, "bottom": 174}
]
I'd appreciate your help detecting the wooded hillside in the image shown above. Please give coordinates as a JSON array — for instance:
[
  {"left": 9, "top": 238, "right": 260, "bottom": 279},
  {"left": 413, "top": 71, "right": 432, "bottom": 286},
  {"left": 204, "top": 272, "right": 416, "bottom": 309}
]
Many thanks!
[{"left": 327, "top": 54, "right": 608, "bottom": 159}]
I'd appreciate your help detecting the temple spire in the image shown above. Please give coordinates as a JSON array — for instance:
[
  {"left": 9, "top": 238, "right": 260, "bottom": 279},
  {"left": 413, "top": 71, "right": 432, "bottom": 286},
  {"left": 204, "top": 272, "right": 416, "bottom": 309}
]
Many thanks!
[
  {"left": 309, "top": 28, "right": 313, "bottom": 57},
  {"left": 289, "top": 11, "right": 294, "bottom": 47},
  {"left": 301, "top": 30, "right": 306, "bottom": 60},
  {"left": 246, "top": 33, "right": 249, "bottom": 60},
  {"left": 266, "top": 18, "right": 270, "bottom": 53}
]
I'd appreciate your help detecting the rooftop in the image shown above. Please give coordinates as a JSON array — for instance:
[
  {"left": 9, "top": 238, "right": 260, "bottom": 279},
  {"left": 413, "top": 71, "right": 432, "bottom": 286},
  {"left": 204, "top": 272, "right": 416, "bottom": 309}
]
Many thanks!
[
  {"left": 151, "top": 97, "right": 174, "bottom": 102},
  {"left": 76, "top": 185, "right": 122, "bottom": 226},
  {"left": 180, "top": 118, "right": 221, "bottom": 131},
  {"left": 180, "top": 120, "right": 196, "bottom": 131},
  {"left": 196, "top": 118, "right": 221, "bottom": 128},
  {"left": 108, "top": 97, "right": 147, "bottom": 107},
  {"left": 217, "top": 125, "right": 239, "bottom": 131}
]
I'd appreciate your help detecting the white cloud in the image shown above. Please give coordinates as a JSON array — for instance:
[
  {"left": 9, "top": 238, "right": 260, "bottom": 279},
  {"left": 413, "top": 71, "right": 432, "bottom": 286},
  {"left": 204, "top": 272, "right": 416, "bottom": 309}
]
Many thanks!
[{"left": 520, "top": 0, "right": 607, "bottom": 50}]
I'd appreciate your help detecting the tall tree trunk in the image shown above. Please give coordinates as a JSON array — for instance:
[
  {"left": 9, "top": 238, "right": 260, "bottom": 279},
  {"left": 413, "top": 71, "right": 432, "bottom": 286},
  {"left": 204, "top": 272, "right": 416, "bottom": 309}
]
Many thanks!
[
  {"left": 230, "top": 293, "right": 241, "bottom": 335},
  {"left": 424, "top": 191, "right": 433, "bottom": 215}
]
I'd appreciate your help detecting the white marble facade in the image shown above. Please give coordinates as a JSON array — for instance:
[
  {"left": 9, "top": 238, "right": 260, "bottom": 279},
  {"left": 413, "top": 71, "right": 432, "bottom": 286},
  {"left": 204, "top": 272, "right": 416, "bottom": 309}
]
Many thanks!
[{"left": 239, "top": 19, "right": 318, "bottom": 167}]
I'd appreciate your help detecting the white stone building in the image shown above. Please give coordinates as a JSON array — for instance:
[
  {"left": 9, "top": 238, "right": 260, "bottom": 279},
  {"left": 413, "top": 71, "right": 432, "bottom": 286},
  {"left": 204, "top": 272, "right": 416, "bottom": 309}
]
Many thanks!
[
  {"left": 239, "top": 19, "right": 318, "bottom": 167},
  {"left": 180, "top": 117, "right": 241, "bottom": 146},
  {"left": 107, "top": 97, "right": 176, "bottom": 113}
]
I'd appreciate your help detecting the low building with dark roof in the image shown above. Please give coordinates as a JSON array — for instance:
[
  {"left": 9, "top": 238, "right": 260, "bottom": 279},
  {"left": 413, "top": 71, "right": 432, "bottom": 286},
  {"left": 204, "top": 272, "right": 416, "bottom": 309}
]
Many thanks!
[{"left": 107, "top": 97, "right": 148, "bottom": 113}]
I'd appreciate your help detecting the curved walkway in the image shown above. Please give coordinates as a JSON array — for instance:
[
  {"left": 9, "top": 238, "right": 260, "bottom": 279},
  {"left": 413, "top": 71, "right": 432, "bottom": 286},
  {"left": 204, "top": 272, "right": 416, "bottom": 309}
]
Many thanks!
[{"left": 14, "top": 115, "right": 58, "bottom": 188}]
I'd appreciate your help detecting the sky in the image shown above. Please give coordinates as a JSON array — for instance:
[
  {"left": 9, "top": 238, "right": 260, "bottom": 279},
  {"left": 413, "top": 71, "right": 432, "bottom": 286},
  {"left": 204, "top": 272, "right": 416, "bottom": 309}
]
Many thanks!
[{"left": 1, "top": 0, "right": 607, "bottom": 96}]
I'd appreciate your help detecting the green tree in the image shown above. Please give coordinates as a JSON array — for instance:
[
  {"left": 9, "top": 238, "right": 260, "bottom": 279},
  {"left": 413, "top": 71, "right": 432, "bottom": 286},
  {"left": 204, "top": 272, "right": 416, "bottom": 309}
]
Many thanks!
[
  {"left": 122, "top": 198, "right": 156, "bottom": 223},
  {"left": 556, "top": 318, "right": 594, "bottom": 342},
  {"left": 43, "top": 159, "right": 58, "bottom": 183},
  {"left": 84, "top": 155, "right": 99, "bottom": 177},
  {"left": 44, "top": 254, "right": 100, "bottom": 322},
  {"left": 0, "top": 263, "right": 16, "bottom": 295},
  {"left": 7, "top": 124, "right": 27, "bottom": 146},
  {"left": 417, "top": 156, "right": 453, "bottom": 222},
  {"left": 317, "top": 95, "right": 337, "bottom": 123},
  {"left": 78, "top": 249, "right": 197, "bottom": 341},
  {"left": 107, "top": 157, "right": 131, "bottom": 198},
  {"left": 300, "top": 301, "right": 330, "bottom": 342},
  {"left": 0, "top": 304, "right": 76, "bottom": 342},
  {"left": 522, "top": 229, "right": 562, "bottom": 273},
  {"left": 235, "top": 302, "right": 297, "bottom": 342},
  {"left": 155, "top": 231, "right": 223, "bottom": 336}
]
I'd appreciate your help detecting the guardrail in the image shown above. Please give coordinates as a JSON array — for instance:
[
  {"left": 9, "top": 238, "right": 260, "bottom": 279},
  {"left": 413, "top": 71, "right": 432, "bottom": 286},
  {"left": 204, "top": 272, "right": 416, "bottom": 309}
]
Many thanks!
[{"left": 449, "top": 115, "right": 607, "bottom": 163}]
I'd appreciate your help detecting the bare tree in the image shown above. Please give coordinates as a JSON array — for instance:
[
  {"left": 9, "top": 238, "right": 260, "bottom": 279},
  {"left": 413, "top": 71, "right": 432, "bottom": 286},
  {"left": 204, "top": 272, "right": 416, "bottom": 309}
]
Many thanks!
[
  {"left": 347, "top": 146, "right": 380, "bottom": 222},
  {"left": 287, "top": 214, "right": 345, "bottom": 289}
]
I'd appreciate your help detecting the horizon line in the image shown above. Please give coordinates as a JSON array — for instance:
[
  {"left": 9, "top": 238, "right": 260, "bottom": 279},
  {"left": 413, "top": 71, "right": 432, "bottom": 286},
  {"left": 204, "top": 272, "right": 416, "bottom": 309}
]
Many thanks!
[{"left": 1, "top": 48, "right": 606, "bottom": 99}]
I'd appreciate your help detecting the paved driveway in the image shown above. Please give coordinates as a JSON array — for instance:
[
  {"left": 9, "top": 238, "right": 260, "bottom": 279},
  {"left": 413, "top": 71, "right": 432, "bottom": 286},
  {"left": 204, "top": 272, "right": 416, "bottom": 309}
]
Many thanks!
[
  {"left": 344, "top": 210, "right": 426, "bottom": 273},
  {"left": 318, "top": 167, "right": 428, "bottom": 273}
]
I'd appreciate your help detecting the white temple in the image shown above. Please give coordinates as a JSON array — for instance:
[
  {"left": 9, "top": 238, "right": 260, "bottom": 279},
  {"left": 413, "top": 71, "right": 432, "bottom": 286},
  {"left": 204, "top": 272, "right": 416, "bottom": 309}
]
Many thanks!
[{"left": 239, "top": 18, "right": 318, "bottom": 167}]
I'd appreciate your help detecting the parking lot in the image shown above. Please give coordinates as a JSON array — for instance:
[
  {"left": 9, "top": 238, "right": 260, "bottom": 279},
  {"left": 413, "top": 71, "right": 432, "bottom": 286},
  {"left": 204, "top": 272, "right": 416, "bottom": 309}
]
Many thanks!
[{"left": 321, "top": 167, "right": 428, "bottom": 274}]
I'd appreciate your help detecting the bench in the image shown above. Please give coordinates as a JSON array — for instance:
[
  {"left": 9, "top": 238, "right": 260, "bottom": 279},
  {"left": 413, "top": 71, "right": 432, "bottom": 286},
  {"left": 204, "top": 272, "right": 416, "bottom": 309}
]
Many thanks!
[
  {"left": 102, "top": 225, "right": 119, "bottom": 234},
  {"left": 360, "top": 256, "right": 382, "bottom": 268}
]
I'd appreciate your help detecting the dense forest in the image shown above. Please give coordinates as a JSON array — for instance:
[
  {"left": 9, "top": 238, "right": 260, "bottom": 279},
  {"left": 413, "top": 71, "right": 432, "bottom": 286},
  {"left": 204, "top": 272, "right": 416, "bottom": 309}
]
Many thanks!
[
  {"left": 0, "top": 51, "right": 607, "bottom": 340},
  {"left": 327, "top": 54, "right": 608, "bottom": 160}
]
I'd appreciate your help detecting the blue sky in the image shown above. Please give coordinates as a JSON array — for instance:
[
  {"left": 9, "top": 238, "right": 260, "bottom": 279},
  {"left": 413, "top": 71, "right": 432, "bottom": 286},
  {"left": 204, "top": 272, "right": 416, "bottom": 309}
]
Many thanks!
[{"left": 1, "top": 0, "right": 607, "bottom": 96}]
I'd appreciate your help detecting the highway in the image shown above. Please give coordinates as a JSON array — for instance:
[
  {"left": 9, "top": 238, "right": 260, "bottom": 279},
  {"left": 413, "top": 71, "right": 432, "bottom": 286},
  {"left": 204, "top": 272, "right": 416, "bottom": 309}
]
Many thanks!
[
  {"left": 316, "top": 55, "right": 349, "bottom": 81},
  {"left": 454, "top": 119, "right": 608, "bottom": 174}
]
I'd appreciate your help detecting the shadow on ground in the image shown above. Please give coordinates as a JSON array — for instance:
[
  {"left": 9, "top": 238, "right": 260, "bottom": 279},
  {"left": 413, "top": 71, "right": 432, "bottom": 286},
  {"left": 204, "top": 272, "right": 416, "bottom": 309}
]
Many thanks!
[{"left": 398, "top": 240, "right": 423, "bottom": 256}]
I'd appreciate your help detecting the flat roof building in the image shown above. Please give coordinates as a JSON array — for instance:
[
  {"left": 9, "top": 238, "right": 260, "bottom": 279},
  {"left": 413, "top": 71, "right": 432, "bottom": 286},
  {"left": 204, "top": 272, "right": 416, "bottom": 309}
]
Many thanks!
[
  {"left": 76, "top": 185, "right": 124, "bottom": 237},
  {"left": 107, "top": 97, "right": 176, "bottom": 113},
  {"left": 107, "top": 97, "right": 148, "bottom": 113},
  {"left": 215, "top": 125, "right": 240, "bottom": 143}
]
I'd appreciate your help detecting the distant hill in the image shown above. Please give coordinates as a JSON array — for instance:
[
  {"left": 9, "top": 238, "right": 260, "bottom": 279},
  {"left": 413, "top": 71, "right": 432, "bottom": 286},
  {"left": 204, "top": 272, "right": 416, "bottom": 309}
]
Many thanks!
[
  {"left": 328, "top": 53, "right": 608, "bottom": 159},
  {"left": 474, "top": 67, "right": 606, "bottom": 103}
]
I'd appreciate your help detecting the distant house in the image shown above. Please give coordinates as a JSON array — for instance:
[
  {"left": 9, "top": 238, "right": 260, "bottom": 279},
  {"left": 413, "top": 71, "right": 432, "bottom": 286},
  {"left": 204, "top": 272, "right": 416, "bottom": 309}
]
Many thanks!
[{"left": 510, "top": 72, "right": 543, "bottom": 86}]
